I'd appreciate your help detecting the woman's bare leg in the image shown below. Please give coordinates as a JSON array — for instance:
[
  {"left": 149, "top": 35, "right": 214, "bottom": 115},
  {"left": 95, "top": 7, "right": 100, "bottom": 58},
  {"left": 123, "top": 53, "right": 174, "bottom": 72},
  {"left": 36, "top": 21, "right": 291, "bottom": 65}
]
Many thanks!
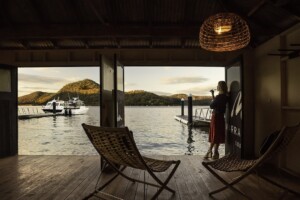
[
  {"left": 204, "top": 143, "right": 214, "bottom": 158},
  {"left": 213, "top": 143, "right": 220, "bottom": 159}
]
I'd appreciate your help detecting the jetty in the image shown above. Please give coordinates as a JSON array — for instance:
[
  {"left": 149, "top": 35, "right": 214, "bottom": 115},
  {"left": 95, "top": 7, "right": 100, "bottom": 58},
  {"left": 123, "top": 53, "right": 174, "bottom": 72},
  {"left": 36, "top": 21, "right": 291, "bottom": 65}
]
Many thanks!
[
  {"left": 18, "top": 113, "right": 65, "bottom": 119},
  {"left": 18, "top": 107, "right": 67, "bottom": 119},
  {"left": 174, "top": 95, "right": 212, "bottom": 127},
  {"left": 175, "top": 107, "right": 212, "bottom": 127}
]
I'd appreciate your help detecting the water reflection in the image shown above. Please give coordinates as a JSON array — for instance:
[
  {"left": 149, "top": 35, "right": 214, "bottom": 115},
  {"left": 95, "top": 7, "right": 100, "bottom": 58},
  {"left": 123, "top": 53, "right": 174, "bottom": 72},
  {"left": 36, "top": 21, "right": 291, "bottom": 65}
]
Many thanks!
[
  {"left": 19, "top": 106, "right": 224, "bottom": 155},
  {"left": 186, "top": 127, "right": 195, "bottom": 155},
  {"left": 52, "top": 116, "right": 57, "bottom": 128}
]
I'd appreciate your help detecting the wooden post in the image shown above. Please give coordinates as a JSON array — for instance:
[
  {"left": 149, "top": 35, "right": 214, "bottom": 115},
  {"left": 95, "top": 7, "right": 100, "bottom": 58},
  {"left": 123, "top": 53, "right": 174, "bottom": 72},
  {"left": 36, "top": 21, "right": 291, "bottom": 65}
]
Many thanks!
[
  {"left": 52, "top": 101, "right": 56, "bottom": 114},
  {"left": 181, "top": 98, "right": 184, "bottom": 116},
  {"left": 188, "top": 94, "right": 193, "bottom": 124}
]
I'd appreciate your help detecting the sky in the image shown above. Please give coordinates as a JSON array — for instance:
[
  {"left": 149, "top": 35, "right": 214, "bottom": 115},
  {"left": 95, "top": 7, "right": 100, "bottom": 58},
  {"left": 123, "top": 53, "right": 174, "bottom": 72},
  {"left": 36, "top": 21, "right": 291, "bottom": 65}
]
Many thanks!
[{"left": 18, "top": 66, "right": 224, "bottom": 97}]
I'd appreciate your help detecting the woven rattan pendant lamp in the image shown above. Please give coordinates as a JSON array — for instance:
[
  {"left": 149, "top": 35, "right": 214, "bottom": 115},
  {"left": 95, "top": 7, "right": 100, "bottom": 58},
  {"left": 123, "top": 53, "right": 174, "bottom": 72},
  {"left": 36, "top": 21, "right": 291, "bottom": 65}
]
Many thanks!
[{"left": 199, "top": 12, "right": 250, "bottom": 52}]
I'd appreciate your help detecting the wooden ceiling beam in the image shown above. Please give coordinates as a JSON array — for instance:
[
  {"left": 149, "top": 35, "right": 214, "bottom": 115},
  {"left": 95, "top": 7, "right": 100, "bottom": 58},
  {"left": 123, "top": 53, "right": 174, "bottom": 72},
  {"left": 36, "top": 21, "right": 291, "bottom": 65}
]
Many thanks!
[
  {"left": 85, "top": 0, "right": 108, "bottom": 25},
  {"left": 30, "top": 0, "right": 46, "bottom": 23},
  {"left": 0, "top": 25, "right": 199, "bottom": 39},
  {"left": 220, "top": 1, "right": 281, "bottom": 36},
  {"left": 145, "top": 0, "right": 153, "bottom": 26},
  {"left": 248, "top": 0, "right": 300, "bottom": 21},
  {"left": 0, "top": 1, "right": 12, "bottom": 26},
  {"left": 247, "top": 0, "right": 268, "bottom": 17}
]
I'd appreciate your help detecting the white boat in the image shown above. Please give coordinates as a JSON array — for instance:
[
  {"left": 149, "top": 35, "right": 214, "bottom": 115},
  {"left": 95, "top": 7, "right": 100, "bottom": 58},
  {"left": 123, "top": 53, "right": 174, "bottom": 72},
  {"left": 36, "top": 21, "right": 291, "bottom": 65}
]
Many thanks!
[
  {"left": 42, "top": 97, "right": 89, "bottom": 115},
  {"left": 42, "top": 99, "right": 65, "bottom": 113},
  {"left": 64, "top": 97, "right": 89, "bottom": 115}
]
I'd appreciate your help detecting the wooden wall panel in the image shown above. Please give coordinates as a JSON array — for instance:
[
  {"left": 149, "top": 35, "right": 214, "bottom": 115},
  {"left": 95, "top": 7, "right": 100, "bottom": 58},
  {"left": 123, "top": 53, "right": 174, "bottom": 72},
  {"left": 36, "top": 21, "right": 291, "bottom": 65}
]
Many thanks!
[{"left": 0, "top": 65, "right": 18, "bottom": 157}]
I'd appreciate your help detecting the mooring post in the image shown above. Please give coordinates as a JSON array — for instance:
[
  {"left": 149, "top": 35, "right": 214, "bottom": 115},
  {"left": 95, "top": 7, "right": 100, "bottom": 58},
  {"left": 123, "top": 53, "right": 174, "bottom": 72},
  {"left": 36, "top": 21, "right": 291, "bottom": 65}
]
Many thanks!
[
  {"left": 188, "top": 94, "right": 193, "bottom": 125},
  {"left": 52, "top": 101, "right": 56, "bottom": 114},
  {"left": 181, "top": 98, "right": 185, "bottom": 116}
]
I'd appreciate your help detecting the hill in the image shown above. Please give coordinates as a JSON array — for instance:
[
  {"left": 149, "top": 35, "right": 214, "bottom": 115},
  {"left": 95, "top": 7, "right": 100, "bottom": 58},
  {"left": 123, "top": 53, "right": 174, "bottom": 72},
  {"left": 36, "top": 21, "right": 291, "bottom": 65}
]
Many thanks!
[
  {"left": 125, "top": 90, "right": 211, "bottom": 106},
  {"left": 18, "top": 91, "right": 54, "bottom": 105},
  {"left": 18, "top": 80, "right": 211, "bottom": 106},
  {"left": 18, "top": 79, "right": 100, "bottom": 106},
  {"left": 125, "top": 90, "right": 180, "bottom": 106}
]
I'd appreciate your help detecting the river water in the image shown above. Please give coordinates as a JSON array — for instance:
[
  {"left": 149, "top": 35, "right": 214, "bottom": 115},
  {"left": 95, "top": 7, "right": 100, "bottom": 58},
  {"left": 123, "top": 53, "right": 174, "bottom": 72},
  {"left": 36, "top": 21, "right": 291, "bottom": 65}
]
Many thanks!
[{"left": 18, "top": 106, "right": 224, "bottom": 156}]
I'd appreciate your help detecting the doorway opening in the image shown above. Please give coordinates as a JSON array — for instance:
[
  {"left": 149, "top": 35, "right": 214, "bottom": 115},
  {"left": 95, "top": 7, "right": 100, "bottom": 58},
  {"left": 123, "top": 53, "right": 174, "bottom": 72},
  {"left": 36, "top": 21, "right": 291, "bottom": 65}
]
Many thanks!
[
  {"left": 124, "top": 66, "right": 226, "bottom": 156},
  {"left": 18, "top": 67, "right": 100, "bottom": 155}
]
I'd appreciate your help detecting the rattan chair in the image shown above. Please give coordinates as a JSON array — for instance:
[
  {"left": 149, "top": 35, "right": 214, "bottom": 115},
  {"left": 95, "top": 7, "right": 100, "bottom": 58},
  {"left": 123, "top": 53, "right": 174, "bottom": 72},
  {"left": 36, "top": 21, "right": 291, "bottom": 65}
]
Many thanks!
[
  {"left": 202, "top": 123, "right": 300, "bottom": 199},
  {"left": 82, "top": 123, "right": 181, "bottom": 200}
]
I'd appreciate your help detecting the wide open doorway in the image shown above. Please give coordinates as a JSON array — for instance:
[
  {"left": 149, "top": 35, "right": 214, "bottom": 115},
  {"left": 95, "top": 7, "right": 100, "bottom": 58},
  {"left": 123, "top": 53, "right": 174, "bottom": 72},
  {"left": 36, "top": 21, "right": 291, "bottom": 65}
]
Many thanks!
[
  {"left": 18, "top": 67, "right": 100, "bottom": 155},
  {"left": 124, "top": 66, "right": 226, "bottom": 156}
]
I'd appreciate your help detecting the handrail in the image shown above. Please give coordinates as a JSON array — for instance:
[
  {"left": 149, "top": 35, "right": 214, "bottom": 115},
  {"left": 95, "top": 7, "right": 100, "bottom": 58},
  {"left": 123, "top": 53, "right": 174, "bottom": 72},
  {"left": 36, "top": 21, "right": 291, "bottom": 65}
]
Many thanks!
[
  {"left": 18, "top": 106, "right": 42, "bottom": 116},
  {"left": 194, "top": 107, "right": 212, "bottom": 121}
]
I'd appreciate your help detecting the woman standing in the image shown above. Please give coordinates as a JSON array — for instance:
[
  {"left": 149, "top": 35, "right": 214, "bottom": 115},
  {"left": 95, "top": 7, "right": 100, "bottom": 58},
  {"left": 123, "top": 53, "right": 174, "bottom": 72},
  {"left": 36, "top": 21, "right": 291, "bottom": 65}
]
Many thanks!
[{"left": 204, "top": 81, "right": 228, "bottom": 159}]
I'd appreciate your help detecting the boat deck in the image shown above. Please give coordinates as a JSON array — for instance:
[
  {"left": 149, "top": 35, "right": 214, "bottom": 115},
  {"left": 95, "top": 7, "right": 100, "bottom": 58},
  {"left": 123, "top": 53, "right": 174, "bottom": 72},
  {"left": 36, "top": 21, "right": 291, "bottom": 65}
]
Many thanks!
[{"left": 0, "top": 155, "right": 299, "bottom": 200}]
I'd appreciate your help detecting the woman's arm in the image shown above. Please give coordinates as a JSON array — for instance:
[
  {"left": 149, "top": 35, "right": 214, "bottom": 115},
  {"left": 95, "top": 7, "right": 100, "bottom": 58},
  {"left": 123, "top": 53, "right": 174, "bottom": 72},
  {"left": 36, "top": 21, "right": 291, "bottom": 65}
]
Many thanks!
[
  {"left": 210, "top": 89, "right": 215, "bottom": 99},
  {"left": 210, "top": 94, "right": 219, "bottom": 109}
]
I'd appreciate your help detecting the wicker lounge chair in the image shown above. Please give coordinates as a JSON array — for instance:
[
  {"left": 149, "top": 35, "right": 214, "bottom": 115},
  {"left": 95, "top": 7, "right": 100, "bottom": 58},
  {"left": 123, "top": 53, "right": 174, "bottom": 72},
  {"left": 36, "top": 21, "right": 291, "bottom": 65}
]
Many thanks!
[
  {"left": 202, "top": 123, "right": 300, "bottom": 199},
  {"left": 82, "top": 123, "right": 181, "bottom": 200}
]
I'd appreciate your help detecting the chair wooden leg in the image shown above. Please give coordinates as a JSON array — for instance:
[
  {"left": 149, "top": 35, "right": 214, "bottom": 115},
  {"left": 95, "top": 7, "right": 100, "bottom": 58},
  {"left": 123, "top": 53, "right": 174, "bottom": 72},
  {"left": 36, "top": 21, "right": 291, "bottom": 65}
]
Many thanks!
[
  {"left": 150, "top": 160, "right": 181, "bottom": 200},
  {"left": 202, "top": 162, "right": 251, "bottom": 199},
  {"left": 259, "top": 174, "right": 300, "bottom": 197},
  {"left": 88, "top": 159, "right": 180, "bottom": 200},
  {"left": 83, "top": 166, "right": 127, "bottom": 199}
]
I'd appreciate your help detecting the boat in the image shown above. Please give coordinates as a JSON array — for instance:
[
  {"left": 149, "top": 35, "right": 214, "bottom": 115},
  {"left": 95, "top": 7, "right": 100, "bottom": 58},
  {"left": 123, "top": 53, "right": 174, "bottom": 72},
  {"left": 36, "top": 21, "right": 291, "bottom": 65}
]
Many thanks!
[
  {"left": 42, "top": 99, "right": 65, "bottom": 113},
  {"left": 42, "top": 97, "right": 89, "bottom": 115},
  {"left": 64, "top": 97, "right": 89, "bottom": 115}
]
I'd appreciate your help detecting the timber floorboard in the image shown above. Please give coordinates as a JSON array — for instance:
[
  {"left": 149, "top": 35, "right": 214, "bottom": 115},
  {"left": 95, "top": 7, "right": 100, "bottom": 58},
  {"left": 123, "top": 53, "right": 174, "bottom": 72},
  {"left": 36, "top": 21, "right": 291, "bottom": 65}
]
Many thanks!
[{"left": 0, "top": 155, "right": 299, "bottom": 200}]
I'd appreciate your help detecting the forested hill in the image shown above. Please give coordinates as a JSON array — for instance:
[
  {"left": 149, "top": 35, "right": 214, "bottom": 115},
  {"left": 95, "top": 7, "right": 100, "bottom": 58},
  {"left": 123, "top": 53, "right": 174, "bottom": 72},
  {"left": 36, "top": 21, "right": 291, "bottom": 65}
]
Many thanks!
[
  {"left": 18, "top": 80, "right": 212, "bottom": 106},
  {"left": 125, "top": 90, "right": 211, "bottom": 106},
  {"left": 18, "top": 79, "right": 100, "bottom": 106},
  {"left": 18, "top": 91, "right": 54, "bottom": 105},
  {"left": 125, "top": 90, "right": 179, "bottom": 106}
]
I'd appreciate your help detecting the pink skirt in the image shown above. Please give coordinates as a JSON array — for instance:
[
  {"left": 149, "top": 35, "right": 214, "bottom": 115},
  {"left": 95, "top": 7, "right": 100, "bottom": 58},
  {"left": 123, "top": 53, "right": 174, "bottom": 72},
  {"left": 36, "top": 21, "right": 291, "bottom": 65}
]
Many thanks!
[{"left": 209, "top": 113, "right": 225, "bottom": 144}]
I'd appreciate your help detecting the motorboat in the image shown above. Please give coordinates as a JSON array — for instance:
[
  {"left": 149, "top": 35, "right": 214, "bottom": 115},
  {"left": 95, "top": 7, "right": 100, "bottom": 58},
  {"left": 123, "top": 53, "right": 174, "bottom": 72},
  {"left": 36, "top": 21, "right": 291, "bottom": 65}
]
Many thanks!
[
  {"left": 42, "top": 99, "right": 65, "bottom": 113},
  {"left": 42, "top": 97, "right": 89, "bottom": 115},
  {"left": 64, "top": 97, "right": 89, "bottom": 115}
]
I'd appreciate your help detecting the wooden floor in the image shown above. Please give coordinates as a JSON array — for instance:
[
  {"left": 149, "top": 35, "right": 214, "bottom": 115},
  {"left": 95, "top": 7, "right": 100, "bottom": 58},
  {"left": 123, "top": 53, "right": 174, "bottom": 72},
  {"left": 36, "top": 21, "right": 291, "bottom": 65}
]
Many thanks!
[{"left": 0, "top": 155, "right": 299, "bottom": 200}]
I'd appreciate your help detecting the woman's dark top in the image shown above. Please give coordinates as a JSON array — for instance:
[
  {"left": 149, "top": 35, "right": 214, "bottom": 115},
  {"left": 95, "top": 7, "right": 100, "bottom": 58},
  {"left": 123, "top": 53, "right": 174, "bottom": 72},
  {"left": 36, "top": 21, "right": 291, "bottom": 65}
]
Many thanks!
[{"left": 210, "top": 93, "right": 228, "bottom": 114}]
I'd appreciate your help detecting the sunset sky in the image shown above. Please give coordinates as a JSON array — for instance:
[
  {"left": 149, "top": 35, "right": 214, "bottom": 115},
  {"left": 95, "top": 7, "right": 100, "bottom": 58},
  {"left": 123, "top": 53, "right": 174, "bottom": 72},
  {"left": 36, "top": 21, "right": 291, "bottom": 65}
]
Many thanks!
[{"left": 18, "top": 66, "right": 224, "bottom": 97}]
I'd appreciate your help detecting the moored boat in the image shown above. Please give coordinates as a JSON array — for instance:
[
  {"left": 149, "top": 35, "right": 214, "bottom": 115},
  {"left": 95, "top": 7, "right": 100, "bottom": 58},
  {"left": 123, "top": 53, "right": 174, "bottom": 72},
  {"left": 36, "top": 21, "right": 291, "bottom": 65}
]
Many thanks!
[
  {"left": 64, "top": 97, "right": 89, "bottom": 115},
  {"left": 42, "top": 97, "right": 89, "bottom": 115},
  {"left": 42, "top": 99, "right": 65, "bottom": 113}
]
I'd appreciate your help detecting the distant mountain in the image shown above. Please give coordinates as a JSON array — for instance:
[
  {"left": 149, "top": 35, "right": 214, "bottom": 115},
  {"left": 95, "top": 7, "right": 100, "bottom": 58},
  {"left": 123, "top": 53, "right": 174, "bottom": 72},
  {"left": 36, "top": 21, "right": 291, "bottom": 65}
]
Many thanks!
[
  {"left": 125, "top": 90, "right": 180, "bottom": 106},
  {"left": 18, "top": 91, "right": 54, "bottom": 105},
  {"left": 18, "top": 79, "right": 100, "bottom": 106},
  {"left": 125, "top": 90, "right": 211, "bottom": 106},
  {"left": 58, "top": 79, "right": 99, "bottom": 94},
  {"left": 18, "top": 80, "right": 211, "bottom": 106},
  {"left": 170, "top": 93, "right": 188, "bottom": 100}
]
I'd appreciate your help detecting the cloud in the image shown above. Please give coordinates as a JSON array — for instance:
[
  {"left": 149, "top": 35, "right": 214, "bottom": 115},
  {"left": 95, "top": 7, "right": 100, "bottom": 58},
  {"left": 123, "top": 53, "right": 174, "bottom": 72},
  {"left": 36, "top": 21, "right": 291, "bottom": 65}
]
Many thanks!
[
  {"left": 124, "top": 82, "right": 137, "bottom": 87},
  {"left": 19, "top": 86, "right": 57, "bottom": 91},
  {"left": 18, "top": 73, "right": 69, "bottom": 84},
  {"left": 161, "top": 76, "right": 208, "bottom": 84},
  {"left": 177, "top": 85, "right": 214, "bottom": 96}
]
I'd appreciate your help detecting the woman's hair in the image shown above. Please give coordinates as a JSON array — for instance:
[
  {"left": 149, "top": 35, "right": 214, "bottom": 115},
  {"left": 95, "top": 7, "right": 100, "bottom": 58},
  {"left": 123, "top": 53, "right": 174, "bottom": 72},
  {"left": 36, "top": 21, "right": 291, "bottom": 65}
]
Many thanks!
[{"left": 218, "top": 81, "right": 228, "bottom": 93}]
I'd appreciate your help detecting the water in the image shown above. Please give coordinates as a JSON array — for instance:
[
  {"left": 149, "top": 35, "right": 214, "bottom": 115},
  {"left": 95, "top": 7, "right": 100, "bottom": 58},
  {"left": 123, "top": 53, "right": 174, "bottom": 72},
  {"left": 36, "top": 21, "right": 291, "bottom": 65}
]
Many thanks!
[{"left": 18, "top": 106, "right": 224, "bottom": 156}]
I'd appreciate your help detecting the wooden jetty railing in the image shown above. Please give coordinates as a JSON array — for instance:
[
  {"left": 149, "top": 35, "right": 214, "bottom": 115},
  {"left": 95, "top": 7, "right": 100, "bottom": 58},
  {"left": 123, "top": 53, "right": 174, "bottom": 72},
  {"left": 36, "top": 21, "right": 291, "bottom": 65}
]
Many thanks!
[
  {"left": 18, "top": 107, "right": 43, "bottom": 116},
  {"left": 194, "top": 107, "right": 212, "bottom": 122},
  {"left": 174, "top": 107, "right": 212, "bottom": 127},
  {"left": 18, "top": 106, "right": 64, "bottom": 119}
]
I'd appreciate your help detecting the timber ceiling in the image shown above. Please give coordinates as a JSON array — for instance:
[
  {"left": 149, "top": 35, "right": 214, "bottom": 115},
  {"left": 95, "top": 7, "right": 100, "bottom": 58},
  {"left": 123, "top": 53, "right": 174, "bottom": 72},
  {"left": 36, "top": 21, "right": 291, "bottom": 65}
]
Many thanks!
[
  {"left": 0, "top": 0, "right": 300, "bottom": 66},
  {"left": 0, "top": 0, "right": 299, "bottom": 51}
]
